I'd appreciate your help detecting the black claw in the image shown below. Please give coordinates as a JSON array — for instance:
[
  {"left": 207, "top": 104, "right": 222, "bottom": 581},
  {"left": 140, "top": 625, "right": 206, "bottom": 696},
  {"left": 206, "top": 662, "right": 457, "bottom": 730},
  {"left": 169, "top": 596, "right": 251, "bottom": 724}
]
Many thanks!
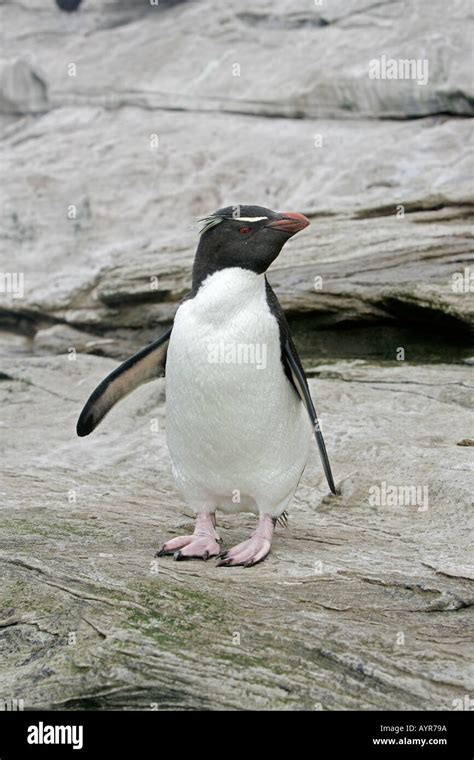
[
  {"left": 217, "top": 558, "right": 244, "bottom": 568},
  {"left": 173, "top": 550, "right": 183, "bottom": 561},
  {"left": 244, "top": 555, "right": 267, "bottom": 568},
  {"left": 155, "top": 546, "right": 167, "bottom": 557}
]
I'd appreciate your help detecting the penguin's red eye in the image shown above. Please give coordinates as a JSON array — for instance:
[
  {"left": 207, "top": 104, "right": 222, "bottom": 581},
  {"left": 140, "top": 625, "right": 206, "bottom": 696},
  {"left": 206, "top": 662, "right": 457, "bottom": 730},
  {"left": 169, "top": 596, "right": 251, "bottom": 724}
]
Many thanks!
[{"left": 239, "top": 226, "right": 251, "bottom": 235}]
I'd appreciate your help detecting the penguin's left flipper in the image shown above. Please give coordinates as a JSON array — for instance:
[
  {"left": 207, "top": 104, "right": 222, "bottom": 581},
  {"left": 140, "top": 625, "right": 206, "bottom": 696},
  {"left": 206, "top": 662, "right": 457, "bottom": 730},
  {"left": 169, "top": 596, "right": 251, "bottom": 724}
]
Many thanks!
[
  {"left": 283, "top": 336, "right": 338, "bottom": 496},
  {"left": 264, "top": 279, "right": 337, "bottom": 495},
  {"left": 76, "top": 328, "right": 172, "bottom": 437}
]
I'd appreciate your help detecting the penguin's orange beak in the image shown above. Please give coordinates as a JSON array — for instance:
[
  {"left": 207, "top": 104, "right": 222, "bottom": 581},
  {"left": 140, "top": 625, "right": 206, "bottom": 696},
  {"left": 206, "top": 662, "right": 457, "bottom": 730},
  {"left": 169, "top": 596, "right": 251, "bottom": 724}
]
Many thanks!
[{"left": 265, "top": 212, "right": 310, "bottom": 235}]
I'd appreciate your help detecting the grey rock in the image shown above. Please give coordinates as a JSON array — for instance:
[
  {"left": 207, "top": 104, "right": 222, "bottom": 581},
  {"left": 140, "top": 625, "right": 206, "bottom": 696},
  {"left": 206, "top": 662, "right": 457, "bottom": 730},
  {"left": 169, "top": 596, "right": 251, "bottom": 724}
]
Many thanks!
[
  {"left": 34, "top": 324, "right": 116, "bottom": 355},
  {"left": 0, "top": 58, "right": 48, "bottom": 115},
  {"left": 0, "top": 1, "right": 473, "bottom": 348},
  {"left": 3, "top": 0, "right": 472, "bottom": 118},
  {"left": 1, "top": 107, "right": 473, "bottom": 345},
  {"left": 0, "top": 355, "right": 472, "bottom": 709}
]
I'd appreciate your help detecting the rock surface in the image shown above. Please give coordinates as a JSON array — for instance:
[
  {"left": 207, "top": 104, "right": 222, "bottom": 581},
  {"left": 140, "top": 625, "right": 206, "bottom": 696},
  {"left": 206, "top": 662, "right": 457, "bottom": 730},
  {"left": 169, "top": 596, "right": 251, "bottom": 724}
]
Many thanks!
[
  {"left": 0, "top": 58, "right": 48, "bottom": 116},
  {"left": 0, "top": 0, "right": 473, "bottom": 352},
  {"left": 0, "top": 355, "right": 473, "bottom": 710}
]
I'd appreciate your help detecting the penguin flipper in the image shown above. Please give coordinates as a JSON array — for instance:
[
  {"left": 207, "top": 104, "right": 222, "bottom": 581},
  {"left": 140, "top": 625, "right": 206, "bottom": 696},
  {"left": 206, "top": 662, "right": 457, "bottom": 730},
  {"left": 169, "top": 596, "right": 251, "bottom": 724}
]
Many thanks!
[
  {"left": 283, "top": 337, "right": 338, "bottom": 496},
  {"left": 76, "top": 328, "right": 172, "bottom": 437},
  {"left": 264, "top": 279, "right": 337, "bottom": 495}
]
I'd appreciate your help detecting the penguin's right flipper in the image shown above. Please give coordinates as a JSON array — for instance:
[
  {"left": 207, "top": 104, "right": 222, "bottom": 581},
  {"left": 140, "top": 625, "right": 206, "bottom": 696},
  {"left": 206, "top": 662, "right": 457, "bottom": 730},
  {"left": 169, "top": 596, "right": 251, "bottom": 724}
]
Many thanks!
[{"left": 76, "top": 328, "right": 172, "bottom": 437}]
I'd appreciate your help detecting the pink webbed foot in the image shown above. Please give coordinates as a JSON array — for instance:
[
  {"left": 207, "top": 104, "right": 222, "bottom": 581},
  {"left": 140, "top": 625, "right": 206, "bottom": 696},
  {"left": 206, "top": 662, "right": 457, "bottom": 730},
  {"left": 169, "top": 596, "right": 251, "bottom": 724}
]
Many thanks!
[
  {"left": 217, "top": 514, "right": 274, "bottom": 568},
  {"left": 156, "top": 512, "right": 220, "bottom": 561}
]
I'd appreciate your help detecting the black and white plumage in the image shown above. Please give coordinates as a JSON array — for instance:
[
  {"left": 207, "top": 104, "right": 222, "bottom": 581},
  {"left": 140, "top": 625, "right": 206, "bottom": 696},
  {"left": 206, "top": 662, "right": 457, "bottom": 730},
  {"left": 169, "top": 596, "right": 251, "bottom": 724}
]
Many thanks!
[{"left": 77, "top": 205, "right": 337, "bottom": 566}]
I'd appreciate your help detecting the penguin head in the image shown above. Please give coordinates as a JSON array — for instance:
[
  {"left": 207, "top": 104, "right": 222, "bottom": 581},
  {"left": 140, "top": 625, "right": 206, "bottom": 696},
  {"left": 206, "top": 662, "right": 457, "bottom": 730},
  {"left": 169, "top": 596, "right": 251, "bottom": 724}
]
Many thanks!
[{"left": 192, "top": 205, "right": 309, "bottom": 289}]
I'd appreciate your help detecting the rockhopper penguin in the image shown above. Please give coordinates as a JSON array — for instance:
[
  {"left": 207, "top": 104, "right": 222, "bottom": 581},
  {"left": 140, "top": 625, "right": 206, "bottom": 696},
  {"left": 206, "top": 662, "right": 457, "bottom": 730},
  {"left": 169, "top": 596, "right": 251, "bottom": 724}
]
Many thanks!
[{"left": 77, "top": 205, "right": 337, "bottom": 567}]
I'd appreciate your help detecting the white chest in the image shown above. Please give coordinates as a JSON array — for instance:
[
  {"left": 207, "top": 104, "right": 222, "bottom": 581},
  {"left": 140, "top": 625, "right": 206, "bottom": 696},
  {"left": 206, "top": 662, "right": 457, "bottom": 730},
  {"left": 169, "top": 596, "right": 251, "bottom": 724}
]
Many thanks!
[
  {"left": 164, "top": 268, "right": 311, "bottom": 513},
  {"left": 167, "top": 268, "right": 281, "bottom": 398}
]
